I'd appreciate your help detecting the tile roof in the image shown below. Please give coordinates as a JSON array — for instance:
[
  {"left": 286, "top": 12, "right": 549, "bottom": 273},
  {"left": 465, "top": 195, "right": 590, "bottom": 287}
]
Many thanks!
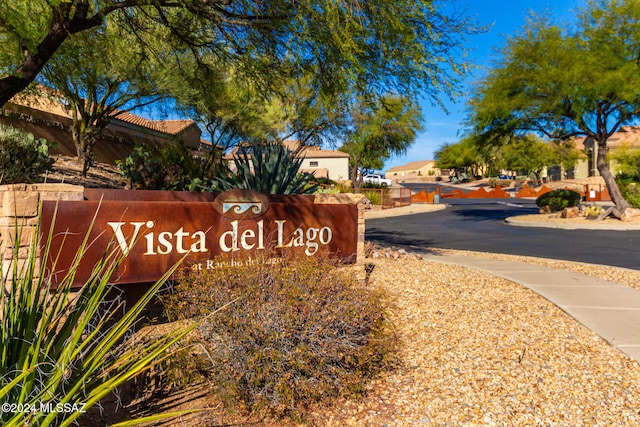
[
  {"left": 298, "top": 146, "right": 350, "bottom": 159},
  {"left": 109, "top": 111, "right": 196, "bottom": 135},
  {"left": 227, "top": 140, "right": 349, "bottom": 159},
  {"left": 573, "top": 126, "right": 640, "bottom": 149},
  {"left": 8, "top": 88, "right": 198, "bottom": 137},
  {"left": 283, "top": 140, "right": 349, "bottom": 158}
]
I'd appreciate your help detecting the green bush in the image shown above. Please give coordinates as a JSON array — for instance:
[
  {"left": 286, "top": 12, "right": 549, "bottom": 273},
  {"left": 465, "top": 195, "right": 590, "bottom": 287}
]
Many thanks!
[
  {"left": 617, "top": 174, "right": 640, "bottom": 208},
  {"left": 536, "top": 189, "right": 582, "bottom": 212},
  {"left": 163, "top": 254, "right": 398, "bottom": 420},
  {"left": 0, "top": 123, "right": 53, "bottom": 183},
  {"left": 361, "top": 181, "right": 387, "bottom": 189},
  {"left": 117, "top": 143, "right": 218, "bottom": 191},
  {"left": 362, "top": 189, "right": 383, "bottom": 205},
  {"left": 488, "top": 178, "right": 511, "bottom": 188}
]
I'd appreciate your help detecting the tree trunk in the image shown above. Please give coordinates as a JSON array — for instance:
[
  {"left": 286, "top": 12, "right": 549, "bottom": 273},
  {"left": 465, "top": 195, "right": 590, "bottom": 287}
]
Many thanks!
[
  {"left": 596, "top": 138, "right": 629, "bottom": 217},
  {"left": 351, "top": 162, "right": 361, "bottom": 191},
  {"left": 72, "top": 122, "right": 94, "bottom": 177}
]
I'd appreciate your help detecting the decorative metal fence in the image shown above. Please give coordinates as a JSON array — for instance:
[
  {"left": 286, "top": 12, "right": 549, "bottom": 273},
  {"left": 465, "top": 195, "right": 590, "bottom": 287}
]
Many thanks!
[{"left": 357, "top": 187, "right": 412, "bottom": 209}]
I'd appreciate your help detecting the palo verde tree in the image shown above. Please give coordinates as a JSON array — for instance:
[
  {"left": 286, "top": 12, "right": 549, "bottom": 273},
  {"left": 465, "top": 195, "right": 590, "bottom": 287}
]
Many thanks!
[
  {"left": 340, "top": 95, "right": 423, "bottom": 189},
  {"left": 38, "top": 22, "right": 164, "bottom": 176},
  {"left": 469, "top": 0, "right": 640, "bottom": 217},
  {"left": 169, "top": 56, "right": 352, "bottom": 155},
  {"left": 260, "top": 71, "right": 351, "bottom": 148},
  {"left": 162, "top": 56, "right": 273, "bottom": 159},
  {"left": 0, "top": 1, "right": 478, "bottom": 116}
]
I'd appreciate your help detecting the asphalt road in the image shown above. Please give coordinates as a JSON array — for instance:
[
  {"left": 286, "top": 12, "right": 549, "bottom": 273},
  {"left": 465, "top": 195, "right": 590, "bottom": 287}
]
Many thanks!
[{"left": 365, "top": 198, "right": 640, "bottom": 270}]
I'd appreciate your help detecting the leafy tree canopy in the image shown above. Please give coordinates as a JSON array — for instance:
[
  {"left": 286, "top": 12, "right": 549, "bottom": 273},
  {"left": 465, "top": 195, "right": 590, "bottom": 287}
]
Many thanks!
[
  {"left": 37, "top": 20, "right": 165, "bottom": 175},
  {"left": 340, "top": 95, "right": 423, "bottom": 188},
  {"left": 467, "top": 0, "right": 640, "bottom": 214},
  {"left": 0, "top": 0, "right": 479, "bottom": 109}
]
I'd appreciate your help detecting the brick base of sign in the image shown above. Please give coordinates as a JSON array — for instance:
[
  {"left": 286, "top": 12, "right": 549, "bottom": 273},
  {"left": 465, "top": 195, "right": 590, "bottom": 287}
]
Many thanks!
[{"left": 1, "top": 185, "right": 368, "bottom": 296}]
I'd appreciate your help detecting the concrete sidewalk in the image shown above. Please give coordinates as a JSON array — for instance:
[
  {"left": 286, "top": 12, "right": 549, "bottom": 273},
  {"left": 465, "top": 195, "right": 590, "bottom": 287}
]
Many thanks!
[
  {"left": 422, "top": 253, "right": 640, "bottom": 363},
  {"left": 365, "top": 202, "right": 640, "bottom": 363}
]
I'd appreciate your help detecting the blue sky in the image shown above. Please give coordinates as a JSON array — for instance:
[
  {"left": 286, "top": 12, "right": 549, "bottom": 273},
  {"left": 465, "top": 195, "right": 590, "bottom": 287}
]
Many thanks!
[{"left": 383, "top": 0, "right": 584, "bottom": 171}]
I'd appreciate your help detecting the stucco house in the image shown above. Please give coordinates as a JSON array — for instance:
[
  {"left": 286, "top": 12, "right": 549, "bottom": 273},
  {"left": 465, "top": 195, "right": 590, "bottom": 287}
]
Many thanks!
[
  {"left": 572, "top": 126, "right": 640, "bottom": 180},
  {"left": 385, "top": 160, "right": 442, "bottom": 182},
  {"left": 225, "top": 140, "right": 350, "bottom": 182},
  {"left": 0, "top": 89, "right": 207, "bottom": 165}
]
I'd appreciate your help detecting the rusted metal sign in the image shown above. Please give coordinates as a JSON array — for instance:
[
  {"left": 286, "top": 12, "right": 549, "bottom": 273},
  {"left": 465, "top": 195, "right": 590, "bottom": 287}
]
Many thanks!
[{"left": 40, "top": 189, "right": 357, "bottom": 288}]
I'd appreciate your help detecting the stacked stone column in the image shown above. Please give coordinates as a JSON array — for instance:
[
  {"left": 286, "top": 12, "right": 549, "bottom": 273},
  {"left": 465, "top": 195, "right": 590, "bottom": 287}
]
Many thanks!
[
  {"left": 0, "top": 184, "right": 84, "bottom": 287},
  {"left": 313, "top": 192, "right": 368, "bottom": 283}
]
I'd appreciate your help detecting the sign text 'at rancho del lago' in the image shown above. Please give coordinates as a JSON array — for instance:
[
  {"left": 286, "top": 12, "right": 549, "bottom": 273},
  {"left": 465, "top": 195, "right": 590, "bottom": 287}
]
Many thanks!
[{"left": 40, "top": 189, "right": 358, "bottom": 287}]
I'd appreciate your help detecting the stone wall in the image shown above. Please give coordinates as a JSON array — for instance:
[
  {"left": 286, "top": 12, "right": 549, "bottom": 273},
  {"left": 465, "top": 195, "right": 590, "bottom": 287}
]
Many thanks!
[{"left": 0, "top": 183, "right": 84, "bottom": 286}]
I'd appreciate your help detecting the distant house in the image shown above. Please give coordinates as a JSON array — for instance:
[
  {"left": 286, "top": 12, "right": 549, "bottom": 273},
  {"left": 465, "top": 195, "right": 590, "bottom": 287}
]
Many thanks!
[
  {"left": 225, "top": 140, "right": 350, "bottom": 182},
  {"left": 385, "top": 160, "right": 442, "bottom": 182},
  {"left": 0, "top": 90, "right": 208, "bottom": 165},
  {"left": 572, "top": 126, "right": 640, "bottom": 180}
]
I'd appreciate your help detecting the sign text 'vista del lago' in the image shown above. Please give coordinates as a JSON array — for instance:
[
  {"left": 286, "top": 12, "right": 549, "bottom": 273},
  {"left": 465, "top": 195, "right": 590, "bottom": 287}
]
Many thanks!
[{"left": 40, "top": 189, "right": 358, "bottom": 287}]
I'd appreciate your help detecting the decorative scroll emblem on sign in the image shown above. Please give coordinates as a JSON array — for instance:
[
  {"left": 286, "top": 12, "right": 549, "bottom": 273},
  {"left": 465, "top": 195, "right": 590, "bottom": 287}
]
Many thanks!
[{"left": 213, "top": 189, "right": 270, "bottom": 219}]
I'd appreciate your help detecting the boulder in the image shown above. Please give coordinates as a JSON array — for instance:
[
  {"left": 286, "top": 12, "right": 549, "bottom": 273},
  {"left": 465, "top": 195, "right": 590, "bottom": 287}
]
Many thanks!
[
  {"left": 561, "top": 206, "right": 580, "bottom": 218},
  {"left": 621, "top": 208, "right": 640, "bottom": 222}
]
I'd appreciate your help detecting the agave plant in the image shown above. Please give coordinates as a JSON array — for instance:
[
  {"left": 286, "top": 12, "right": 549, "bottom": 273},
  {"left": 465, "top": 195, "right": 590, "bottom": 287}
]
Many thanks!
[
  {"left": 0, "top": 205, "right": 208, "bottom": 426},
  {"left": 217, "top": 141, "right": 319, "bottom": 194}
]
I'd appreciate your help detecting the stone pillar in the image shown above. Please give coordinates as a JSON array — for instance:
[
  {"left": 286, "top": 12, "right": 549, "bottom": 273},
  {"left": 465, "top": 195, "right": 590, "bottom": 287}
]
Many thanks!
[
  {"left": 0, "top": 183, "right": 84, "bottom": 287},
  {"left": 314, "top": 193, "right": 368, "bottom": 283}
]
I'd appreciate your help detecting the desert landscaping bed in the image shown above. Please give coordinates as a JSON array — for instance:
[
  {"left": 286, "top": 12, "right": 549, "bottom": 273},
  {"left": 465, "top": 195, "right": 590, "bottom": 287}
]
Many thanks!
[
  {"left": 128, "top": 250, "right": 640, "bottom": 427},
  {"left": 305, "top": 254, "right": 640, "bottom": 426}
]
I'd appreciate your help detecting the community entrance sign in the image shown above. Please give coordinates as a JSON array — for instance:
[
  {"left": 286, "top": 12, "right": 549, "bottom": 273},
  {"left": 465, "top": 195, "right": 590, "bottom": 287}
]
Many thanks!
[{"left": 40, "top": 189, "right": 358, "bottom": 287}]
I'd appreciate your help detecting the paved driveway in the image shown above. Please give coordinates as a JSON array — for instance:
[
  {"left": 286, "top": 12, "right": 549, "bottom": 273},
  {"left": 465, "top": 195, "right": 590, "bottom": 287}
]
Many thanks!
[{"left": 365, "top": 198, "right": 640, "bottom": 270}]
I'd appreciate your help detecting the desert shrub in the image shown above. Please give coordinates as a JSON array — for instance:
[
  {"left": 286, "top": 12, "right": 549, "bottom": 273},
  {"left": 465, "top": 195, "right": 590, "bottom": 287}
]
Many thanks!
[
  {"left": 488, "top": 178, "right": 511, "bottom": 188},
  {"left": 313, "top": 177, "right": 341, "bottom": 194},
  {"left": 217, "top": 141, "right": 318, "bottom": 194},
  {"left": 335, "top": 182, "right": 353, "bottom": 193},
  {"left": 117, "top": 142, "right": 218, "bottom": 191},
  {"left": 362, "top": 188, "right": 383, "bottom": 205},
  {"left": 536, "top": 189, "right": 582, "bottom": 212},
  {"left": 361, "top": 181, "right": 387, "bottom": 189},
  {"left": 1, "top": 215, "right": 197, "bottom": 426},
  {"left": 0, "top": 123, "right": 53, "bottom": 183},
  {"left": 163, "top": 254, "right": 398, "bottom": 420},
  {"left": 582, "top": 204, "right": 604, "bottom": 218}
]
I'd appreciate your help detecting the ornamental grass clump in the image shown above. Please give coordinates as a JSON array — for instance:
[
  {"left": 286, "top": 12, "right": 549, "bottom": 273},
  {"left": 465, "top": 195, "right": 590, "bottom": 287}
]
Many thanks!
[
  {"left": 164, "top": 254, "right": 399, "bottom": 420},
  {"left": 0, "top": 209, "right": 199, "bottom": 426}
]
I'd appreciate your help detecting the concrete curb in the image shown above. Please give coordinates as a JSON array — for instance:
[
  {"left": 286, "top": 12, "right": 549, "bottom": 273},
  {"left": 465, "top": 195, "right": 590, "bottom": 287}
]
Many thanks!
[
  {"left": 365, "top": 203, "right": 445, "bottom": 219},
  {"left": 505, "top": 216, "right": 640, "bottom": 231}
]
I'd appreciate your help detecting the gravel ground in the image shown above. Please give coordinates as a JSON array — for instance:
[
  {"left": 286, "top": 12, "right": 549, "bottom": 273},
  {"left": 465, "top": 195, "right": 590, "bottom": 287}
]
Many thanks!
[{"left": 309, "top": 252, "right": 640, "bottom": 426}]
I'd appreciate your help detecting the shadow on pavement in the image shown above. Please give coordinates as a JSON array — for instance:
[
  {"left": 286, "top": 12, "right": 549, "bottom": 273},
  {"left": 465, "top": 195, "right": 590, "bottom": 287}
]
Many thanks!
[{"left": 365, "top": 228, "right": 438, "bottom": 252}]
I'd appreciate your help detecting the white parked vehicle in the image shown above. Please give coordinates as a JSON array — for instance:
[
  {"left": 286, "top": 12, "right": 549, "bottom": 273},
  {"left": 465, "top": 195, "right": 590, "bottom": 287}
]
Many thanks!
[{"left": 362, "top": 174, "right": 392, "bottom": 187}]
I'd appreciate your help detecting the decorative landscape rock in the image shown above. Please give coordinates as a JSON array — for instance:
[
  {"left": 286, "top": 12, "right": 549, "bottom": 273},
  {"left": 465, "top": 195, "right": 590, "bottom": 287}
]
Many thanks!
[
  {"left": 561, "top": 206, "right": 580, "bottom": 218},
  {"left": 622, "top": 207, "right": 640, "bottom": 222}
]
